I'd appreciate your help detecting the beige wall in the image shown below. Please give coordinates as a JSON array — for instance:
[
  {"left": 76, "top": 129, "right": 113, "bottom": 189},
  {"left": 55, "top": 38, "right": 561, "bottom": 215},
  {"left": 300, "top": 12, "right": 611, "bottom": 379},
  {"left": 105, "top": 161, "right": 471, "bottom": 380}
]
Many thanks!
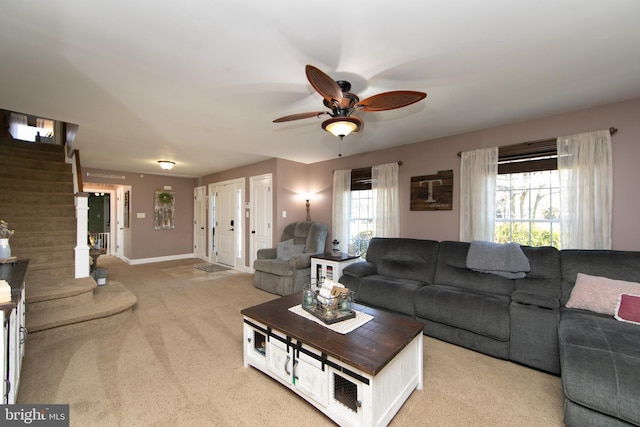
[{"left": 83, "top": 169, "right": 197, "bottom": 260}]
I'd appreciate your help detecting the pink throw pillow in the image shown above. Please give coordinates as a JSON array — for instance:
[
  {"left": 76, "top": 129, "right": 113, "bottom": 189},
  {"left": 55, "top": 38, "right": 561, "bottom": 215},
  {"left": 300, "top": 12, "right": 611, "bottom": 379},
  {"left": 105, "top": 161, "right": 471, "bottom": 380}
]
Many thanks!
[
  {"left": 566, "top": 273, "right": 640, "bottom": 315},
  {"left": 615, "top": 294, "right": 640, "bottom": 325}
]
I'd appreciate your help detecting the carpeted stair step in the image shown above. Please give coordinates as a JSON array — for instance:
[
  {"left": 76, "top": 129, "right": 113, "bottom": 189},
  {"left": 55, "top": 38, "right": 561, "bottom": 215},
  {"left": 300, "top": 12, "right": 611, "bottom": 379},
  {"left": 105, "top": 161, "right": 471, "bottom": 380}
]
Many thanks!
[
  {"left": 0, "top": 156, "right": 71, "bottom": 173},
  {"left": 25, "top": 263, "right": 76, "bottom": 282},
  {"left": 0, "top": 190, "right": 75, "bottom": 205},
  {"left": 9, "top": 217, "right": 77, "bottom": 233},
  {"left": 27, "top": 276, "right": 97, "bottom": 310},
  {"left": 12, "top": 245, "right": 76, "bottom": 265},
  {"left": 0, "top": 177, "right": 74, "bottom": 194},
  {"left": 0, "top": 138, "right": 66, "bottom": 157},
  {"left": 9, "top": 230, "right": 76, "bottom": 248},
  {"left": 26, "top": 281, "right": 138, "bottom": 334},
  {"left": 0, "top": 204, "right": 75, "bottom": 219},
  {"left": 0, "top": 164, "right": 72, "bottom": 183}
]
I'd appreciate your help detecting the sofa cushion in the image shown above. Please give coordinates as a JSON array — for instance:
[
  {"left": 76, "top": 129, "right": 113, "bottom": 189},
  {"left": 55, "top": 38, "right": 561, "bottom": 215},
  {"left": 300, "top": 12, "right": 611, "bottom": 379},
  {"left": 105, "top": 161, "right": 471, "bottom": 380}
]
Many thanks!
[
  {"left": 435, "top": 241, "right": 514, "bottom": 296},
  {"left": 253, "top": 258, "right": 294, "bottom": 276},
  {"left": 566, "top": 273, "right": 640, "bottom": 315},
  {"left": 365, "top": 238, "right": 439, "bottom": 283},
  {"left": 276, "top": 239, "right": 305, "bottom": 261},
  {"left": 414, "top": 284, "right": 511, "bottom": 341},
  {"left": 342, "top": 261, "right": 377, "bottom": 278},
  {"left": 355, "top": 275, "right": 425, "bottom": 317},
  {"left": 615, "top": 293, "right": 640, "bottom": 325},
  {"left": 515, "top": 246, "right": 561, "bottom": 298},
  {"left": 560, "top": 249, "right": 640, "bottom": 306},
  {"left": 559, "top": 309, "right": 640, "bottom": 425}
]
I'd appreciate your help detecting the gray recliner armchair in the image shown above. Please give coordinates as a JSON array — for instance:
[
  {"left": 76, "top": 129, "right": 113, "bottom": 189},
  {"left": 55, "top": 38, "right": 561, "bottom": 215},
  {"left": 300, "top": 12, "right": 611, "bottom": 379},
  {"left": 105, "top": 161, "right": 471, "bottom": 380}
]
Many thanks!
[{"left": 253, "top": 221, "right": 327, "bottom": 296}]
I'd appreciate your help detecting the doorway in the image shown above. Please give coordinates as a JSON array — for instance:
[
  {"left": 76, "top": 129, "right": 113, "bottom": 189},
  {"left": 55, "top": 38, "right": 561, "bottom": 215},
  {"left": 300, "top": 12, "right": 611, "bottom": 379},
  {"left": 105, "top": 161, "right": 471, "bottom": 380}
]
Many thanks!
[
  {"left": 249, "top": 173, "right": 273, "bottom": 271},
  {"left": 209, "top": 178, "right": 244, "bottom": 269},
  {"left": 194, "top": 186, "right": 207, "bottom": 260}
]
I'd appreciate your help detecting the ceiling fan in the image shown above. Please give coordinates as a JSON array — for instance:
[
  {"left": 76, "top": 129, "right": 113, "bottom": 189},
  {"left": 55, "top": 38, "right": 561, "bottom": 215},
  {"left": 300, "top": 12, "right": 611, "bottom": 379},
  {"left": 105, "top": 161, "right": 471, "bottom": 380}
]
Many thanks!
[{"left": 274, "top": 65, "right": 427, "bottom": 141}]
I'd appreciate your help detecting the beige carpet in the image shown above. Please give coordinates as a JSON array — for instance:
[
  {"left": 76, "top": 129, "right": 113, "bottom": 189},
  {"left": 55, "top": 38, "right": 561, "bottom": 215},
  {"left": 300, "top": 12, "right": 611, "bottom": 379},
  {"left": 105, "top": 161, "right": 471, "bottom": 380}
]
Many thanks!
[{"left": 18, "top": 257, "right": 565, "bottom": 426}]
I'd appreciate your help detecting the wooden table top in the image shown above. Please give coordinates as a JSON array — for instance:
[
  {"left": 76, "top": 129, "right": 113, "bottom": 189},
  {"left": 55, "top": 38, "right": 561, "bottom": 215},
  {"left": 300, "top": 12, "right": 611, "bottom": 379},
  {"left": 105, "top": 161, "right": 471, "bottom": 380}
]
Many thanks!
[{"left": 241, "top": 293, "right": 424, "bottom": 376}]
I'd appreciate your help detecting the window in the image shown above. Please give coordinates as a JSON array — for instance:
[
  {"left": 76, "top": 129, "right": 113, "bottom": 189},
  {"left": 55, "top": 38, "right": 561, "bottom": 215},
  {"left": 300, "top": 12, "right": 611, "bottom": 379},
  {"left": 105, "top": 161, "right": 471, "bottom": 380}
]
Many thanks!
[
  {"left": 349, "top": 189, "right": 373, "bottom": 257},
  {"left": 348, "top": 167, "right": 374, "bottom": 257},
  {"left": 494, "top": 140, "right": 561, "bottom": 248}
]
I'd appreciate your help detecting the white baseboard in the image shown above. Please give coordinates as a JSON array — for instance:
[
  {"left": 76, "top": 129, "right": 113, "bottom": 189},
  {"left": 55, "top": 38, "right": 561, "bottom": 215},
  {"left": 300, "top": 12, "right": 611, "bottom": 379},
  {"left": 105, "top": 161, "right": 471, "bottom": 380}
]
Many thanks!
[{"left": 122, "top": 253, "right": 195, "bottom": 265}]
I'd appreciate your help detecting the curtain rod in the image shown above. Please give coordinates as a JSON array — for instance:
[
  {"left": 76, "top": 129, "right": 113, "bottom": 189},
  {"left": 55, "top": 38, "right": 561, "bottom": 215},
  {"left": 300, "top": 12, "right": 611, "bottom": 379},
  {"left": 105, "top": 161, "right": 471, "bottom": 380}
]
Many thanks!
[
  {"left": 333, "top": 161, "right": 402, "bottom": 173},
  {"left": 457, "top": 127, "right": 617, "bottom": 157}
]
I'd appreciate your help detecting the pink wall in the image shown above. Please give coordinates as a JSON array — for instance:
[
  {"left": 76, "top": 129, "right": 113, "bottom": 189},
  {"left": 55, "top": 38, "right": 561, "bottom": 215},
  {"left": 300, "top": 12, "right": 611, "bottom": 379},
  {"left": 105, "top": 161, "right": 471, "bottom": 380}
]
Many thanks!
[
  {"left": 84, "top": 169, "right": 197, "bottom": 259},
  {"left": 308, "top": 98, "right": 640, "bottom": 251}
]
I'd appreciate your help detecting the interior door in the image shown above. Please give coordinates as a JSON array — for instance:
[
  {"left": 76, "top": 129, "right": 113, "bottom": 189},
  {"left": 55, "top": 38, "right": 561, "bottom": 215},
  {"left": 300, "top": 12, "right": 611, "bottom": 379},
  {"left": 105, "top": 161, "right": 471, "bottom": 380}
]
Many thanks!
[
  {"left": 217, "top": 183, "right": 236, "bottom": 267},
  {"left": 194, "top": 186, "right": 207, "bottom": 260},
  {"left": 116, "top": 187, "right": 124, "bottom": 258},
  {"left": 250, "top": 174, "right": 272, "bottom": 270}
]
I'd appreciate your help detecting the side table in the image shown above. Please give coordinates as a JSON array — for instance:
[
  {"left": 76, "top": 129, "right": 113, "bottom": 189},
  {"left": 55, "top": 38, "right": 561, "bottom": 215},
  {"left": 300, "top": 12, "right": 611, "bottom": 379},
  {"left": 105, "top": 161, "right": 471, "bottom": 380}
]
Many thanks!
[{"left": 311, "top": 253, "right": 360, "bottom": 283}]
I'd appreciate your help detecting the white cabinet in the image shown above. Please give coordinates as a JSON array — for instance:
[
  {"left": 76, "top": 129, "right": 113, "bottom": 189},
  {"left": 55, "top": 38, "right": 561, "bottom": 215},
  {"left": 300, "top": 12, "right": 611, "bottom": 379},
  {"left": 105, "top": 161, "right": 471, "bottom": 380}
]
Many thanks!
[
  {"left": 244, "top": 321, "right": 329, "bottom": 407},
  {"left": 243, "top": 317, "right": 423, "bottom": 427},
  {"left": 1, "top": 311, "right": 7, "bottom": 404},
  {"left": 1, "top": 260, "right": 28, "bottom": 404},
  {"left": 2, "top": 303, "right": 24, "bottom": 404},
  {"left": 311, "top": 254, "right": 360, "bottom": 283}
]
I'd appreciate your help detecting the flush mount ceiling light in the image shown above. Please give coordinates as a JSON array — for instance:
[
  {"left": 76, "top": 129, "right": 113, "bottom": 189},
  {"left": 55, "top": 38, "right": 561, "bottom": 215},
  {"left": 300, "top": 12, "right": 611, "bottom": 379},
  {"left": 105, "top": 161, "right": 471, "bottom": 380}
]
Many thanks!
[{"left": 158, "top": 160, "right": 175, "bottom": 170}]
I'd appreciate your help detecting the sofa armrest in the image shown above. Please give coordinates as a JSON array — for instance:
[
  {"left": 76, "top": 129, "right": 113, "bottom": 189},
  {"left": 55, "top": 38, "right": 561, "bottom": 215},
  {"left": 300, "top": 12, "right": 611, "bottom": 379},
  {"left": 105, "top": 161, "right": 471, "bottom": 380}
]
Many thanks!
[
  {"left": 512, "top": 290, "right": 559, "bottom": 309},
  {"left": 342, "top": 261, "right": 377, "bottom": 278},
  {"left": 288, "top": 253, "right": 312, "bottom": 269},
  {"left": 257, "top": 248, "right": 277, "bottom": 260}
]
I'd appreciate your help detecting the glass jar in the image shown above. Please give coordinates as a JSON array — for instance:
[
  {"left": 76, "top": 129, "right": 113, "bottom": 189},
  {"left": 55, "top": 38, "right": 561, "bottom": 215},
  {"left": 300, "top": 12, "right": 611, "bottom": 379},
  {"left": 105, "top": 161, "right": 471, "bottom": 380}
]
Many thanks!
[
  {"left": 339, "top": 290, "right": 353, "bottom": 313},
  {"left": 302, "top": 284, "right": 316, "bottom": 310}
]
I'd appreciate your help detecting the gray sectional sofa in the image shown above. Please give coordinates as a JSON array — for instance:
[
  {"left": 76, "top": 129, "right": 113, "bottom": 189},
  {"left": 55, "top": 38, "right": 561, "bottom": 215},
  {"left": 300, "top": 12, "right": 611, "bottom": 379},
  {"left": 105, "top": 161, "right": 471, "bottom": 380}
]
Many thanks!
[{"left": 339, "top": 237, "right": 640, "bottom": 427}]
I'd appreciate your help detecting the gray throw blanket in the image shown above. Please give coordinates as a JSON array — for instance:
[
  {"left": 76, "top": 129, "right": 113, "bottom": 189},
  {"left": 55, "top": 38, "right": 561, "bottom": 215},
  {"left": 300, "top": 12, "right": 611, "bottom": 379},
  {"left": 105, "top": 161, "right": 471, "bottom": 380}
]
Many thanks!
[{"left": 466, "top": 240, "right": 530, "bottom": 279}]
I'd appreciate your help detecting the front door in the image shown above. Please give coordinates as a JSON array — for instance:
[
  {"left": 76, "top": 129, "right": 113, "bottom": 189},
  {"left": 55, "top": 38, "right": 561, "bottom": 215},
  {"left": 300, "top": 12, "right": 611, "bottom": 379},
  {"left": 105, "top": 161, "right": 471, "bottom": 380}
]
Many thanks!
[
  {"left": 194, "top": 186, "right": 207, "bottom": 260},
  {"left": 217, "top": 183, "right": 236, "bottom": 267}
]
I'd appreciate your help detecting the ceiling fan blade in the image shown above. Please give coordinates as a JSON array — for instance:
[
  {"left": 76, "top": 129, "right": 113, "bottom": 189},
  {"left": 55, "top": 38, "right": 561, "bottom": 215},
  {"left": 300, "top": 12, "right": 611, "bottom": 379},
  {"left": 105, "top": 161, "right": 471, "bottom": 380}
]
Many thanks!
[
  {"left": 305, "top": 65, "right": 343, "bottom": 105},
  {"left": 356, "top": 90, "right": 427, "bottom": 112},
  {"left": 273, "top": 111, "right": 328, "bottom": 123}
]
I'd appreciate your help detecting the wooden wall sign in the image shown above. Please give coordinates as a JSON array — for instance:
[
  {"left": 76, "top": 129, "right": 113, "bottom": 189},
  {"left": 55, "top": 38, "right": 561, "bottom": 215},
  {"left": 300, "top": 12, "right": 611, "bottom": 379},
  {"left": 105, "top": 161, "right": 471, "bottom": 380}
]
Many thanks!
[{"left": 410, "top": 170, "right": 453, "bottom": 211}]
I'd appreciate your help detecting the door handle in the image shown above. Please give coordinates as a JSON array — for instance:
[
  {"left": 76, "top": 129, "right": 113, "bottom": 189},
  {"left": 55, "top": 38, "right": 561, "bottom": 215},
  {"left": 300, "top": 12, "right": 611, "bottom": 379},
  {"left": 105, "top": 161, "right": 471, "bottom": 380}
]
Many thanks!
[
  {"left": 251, "top": 230, "right": 256, "bottom": 234},
  {"left": 285, "top": 355, "right": 291, "bottom": 376}
]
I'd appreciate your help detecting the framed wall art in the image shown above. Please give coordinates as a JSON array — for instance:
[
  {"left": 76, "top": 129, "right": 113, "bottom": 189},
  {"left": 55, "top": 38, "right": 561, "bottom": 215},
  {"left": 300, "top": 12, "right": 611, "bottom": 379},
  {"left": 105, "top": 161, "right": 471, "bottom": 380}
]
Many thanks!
[
  {"left": 410, "top": 170, "right": 453, "bottom": 211},
  {"left": 124, "top": 190, "right": 130, "bottom": 228},
  {"left": 154, "top": 190, "right": 175, "bottom": 230}
]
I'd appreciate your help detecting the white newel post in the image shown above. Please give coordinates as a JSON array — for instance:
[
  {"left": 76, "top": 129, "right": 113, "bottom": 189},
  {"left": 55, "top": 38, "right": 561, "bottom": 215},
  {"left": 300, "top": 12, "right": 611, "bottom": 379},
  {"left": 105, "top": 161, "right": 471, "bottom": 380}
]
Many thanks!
[{"left": 75, "top": 192, "right": 90, "bottom": 278}]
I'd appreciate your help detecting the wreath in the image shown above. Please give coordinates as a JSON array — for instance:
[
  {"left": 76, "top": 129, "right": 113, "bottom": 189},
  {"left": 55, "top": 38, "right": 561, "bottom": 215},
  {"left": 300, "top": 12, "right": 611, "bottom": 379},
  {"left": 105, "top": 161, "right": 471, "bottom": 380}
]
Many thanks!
[{"left": 158, "top": 192, "right": 174, "bottom": 205}]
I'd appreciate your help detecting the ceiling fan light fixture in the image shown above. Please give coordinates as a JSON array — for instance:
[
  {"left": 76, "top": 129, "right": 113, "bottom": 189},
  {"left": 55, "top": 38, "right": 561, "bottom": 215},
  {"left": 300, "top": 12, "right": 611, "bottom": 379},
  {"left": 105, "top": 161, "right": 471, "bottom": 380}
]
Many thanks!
[
  {"left": 322, "top": 117, "right": 362, "bottom": 139},
  {"left": 158, "top": 160, "right": 175, "bottom": 170}
]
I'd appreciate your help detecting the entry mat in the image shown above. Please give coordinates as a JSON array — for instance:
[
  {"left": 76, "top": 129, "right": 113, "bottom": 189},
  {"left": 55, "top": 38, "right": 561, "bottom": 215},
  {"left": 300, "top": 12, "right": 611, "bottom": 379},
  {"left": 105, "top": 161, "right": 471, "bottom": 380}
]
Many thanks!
[
  {"left": 194, "top": 263, "right": 231, "bottom": 273},
  {"left": 289, "top": 304, "right": 373, "bottom": 334}
]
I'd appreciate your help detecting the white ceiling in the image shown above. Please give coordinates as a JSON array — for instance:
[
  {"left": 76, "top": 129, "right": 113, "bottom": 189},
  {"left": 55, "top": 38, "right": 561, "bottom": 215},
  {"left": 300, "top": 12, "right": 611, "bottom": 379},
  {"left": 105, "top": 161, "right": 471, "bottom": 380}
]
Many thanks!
[{"left": 2, "top": 1, "right": 640, "bottom": 178}]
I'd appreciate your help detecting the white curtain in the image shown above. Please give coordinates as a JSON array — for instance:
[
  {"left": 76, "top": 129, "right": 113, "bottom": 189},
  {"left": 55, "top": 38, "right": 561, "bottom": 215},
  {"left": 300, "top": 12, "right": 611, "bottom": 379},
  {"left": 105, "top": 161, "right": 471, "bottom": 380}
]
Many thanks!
[
  {"left": 332, "top": 169, "right": 351, "bottom": 253},
  {"left": 558, "top": 130, "right": 612, "bottom": 249},
  {"left": 372, "top": 162, "right": 399, "bottom": 237},
  {"left": 459, "top": 147, "right": 498, "bottom": 242}
]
